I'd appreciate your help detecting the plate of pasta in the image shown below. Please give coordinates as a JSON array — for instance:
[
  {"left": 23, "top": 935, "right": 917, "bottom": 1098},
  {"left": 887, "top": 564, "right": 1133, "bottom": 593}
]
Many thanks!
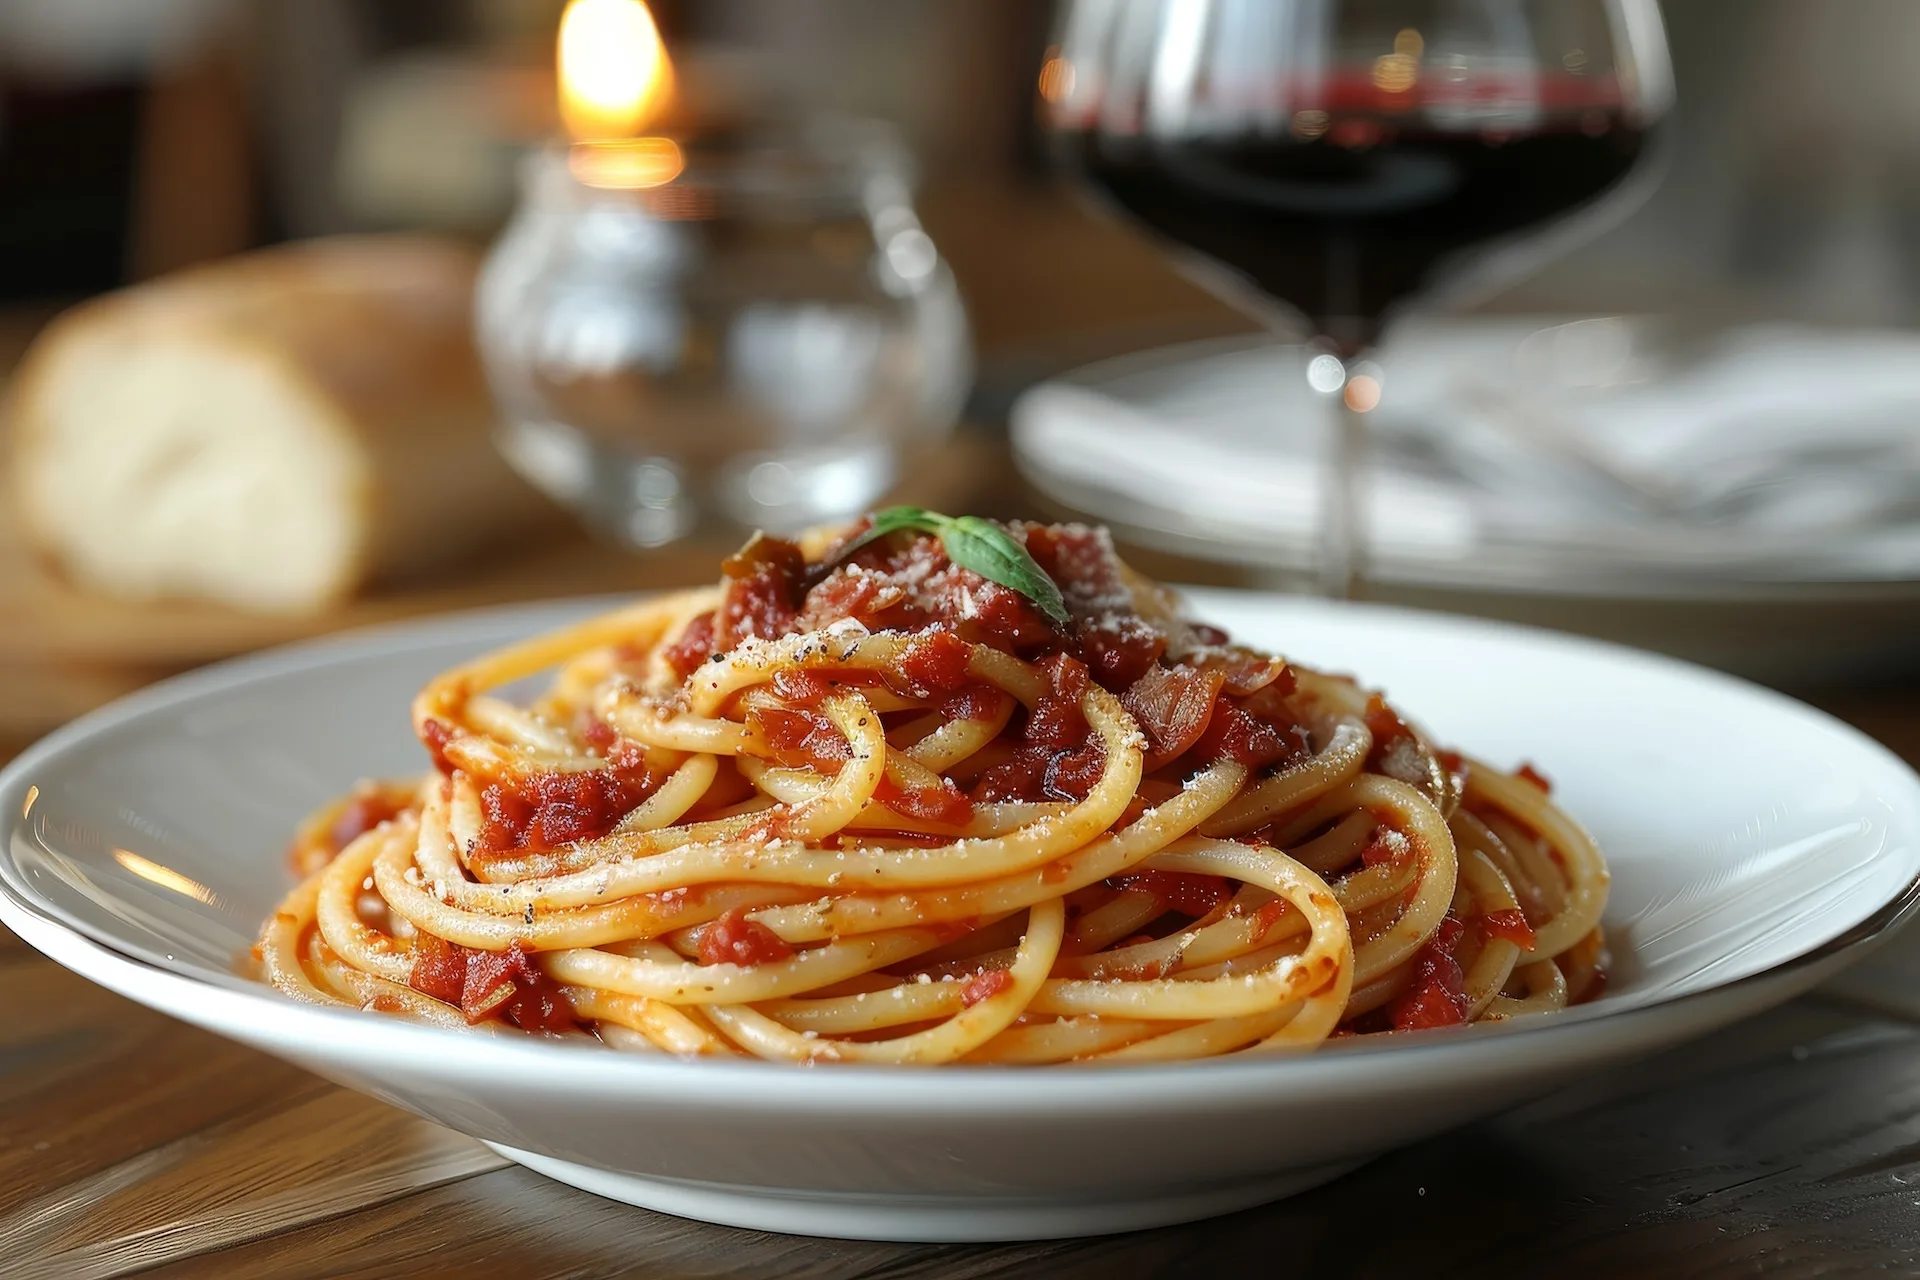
[{"left": 4, "top": 513, "right": 1919, "bottom": 1241}]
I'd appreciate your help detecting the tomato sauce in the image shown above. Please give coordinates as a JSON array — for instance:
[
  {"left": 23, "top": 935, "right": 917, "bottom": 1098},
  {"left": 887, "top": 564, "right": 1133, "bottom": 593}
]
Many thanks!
[
  {"left": 716, "top": 534, "right": 806, "bottom": 649},
  {"left": 939, "top": 684, "right": 1006, "bottom": 723},
  {"left": 972, "top": 742, "right": 1106, "bottom": 804},
  {"left": 967, "top": 652, "right": 1110, "bottom": 804},
  {"left": 662, "top": 611, "right": 718, "bottom": 679},
  {"left": 698, "top": 908, "right": 795, "bottom": 967},
  {"left": 898, "top": 629, "right": 975, "bottom": 697},
  {"left": 1218, "top": 654, "right": 1295, "bottom": 698},
  {"left": 1360, "top": 827, "right": 1413, "bottom": 868},
  {"left": 798, "top": 569, "right": 883, "bottom": 628},
  {"left": 474, "top": 759, "right": 663, "bottom": 852},
  {"left": 752, "top": 706, "right": 853, "bottom": 770},
  {"left": 1387, "top": 915, "right": 1470, "bottom": 1032},
  {"left": 1025, "top": 654, "right": 1091, "bottom": 749},
  {"left": 1363, "top": 691, "right": 1437, "bottom": 788},
  {"left": 1252, "top": 898, "right": 1291, "bottom": 936},
  {"left": 770, "top": 667, "right": 834, "bottom": 708},
  {"left": 408, "top": 936, "right": 580, "bottom": 1033},
  {"left": 960, "top": 967, "right": 1015, "bottom": 1007},
  {"left": 1121, "top": 664, "right": 1224, "bottom": 764},
  {"left": 1192, "top": 695, "right": 1308, "bottom": 770},
  {"left": 1108, "top": 870, "right": 1232, "bottom": 918},
  {"left": 420, "top": 718, "right": 457, "bottom": 774},
  {"left": 578, "top": 715, "right": 618, "bottom": 751},
  {"left": 874, "top": 774, "right": 974, "bottom": 826},
  {"left": 1077, "top": 615, "right": 1166, "bottom": 689},
  {"left": 1480, "top": 907, "right": 1537, "bottom": 950},
  {"left": 1363, "top": 695, "right": 1414, "bottom": 769},
  {"left": 327, "top": 791, "right": 408, "bottom": 854}
]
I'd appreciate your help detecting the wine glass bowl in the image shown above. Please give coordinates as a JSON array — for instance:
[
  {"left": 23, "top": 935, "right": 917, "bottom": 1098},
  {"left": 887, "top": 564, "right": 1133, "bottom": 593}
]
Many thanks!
[
  {"left": 475, "top": 120, "right": 972, "bottom": 548},
  {"left": 1042, "top": 0, "right": 1673, "bottom": 594}
]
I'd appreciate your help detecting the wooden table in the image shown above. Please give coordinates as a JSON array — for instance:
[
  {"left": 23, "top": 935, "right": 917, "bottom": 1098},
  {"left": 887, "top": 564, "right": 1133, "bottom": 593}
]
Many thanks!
[
  {"left": 3, "top": 687, "right": 1919, "bottom": 1278},
  {"left": 6, "top": 938, "right": 1920, "bottom": 1277}
]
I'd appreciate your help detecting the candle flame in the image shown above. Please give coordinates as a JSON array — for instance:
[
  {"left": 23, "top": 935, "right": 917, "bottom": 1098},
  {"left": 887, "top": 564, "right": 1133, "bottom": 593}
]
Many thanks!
[
  {"left": 558, "top": 0, "right": 675, "bottom": 141},
  {"left": 569, "top": 136, "right": 686, "bottom": 189}
]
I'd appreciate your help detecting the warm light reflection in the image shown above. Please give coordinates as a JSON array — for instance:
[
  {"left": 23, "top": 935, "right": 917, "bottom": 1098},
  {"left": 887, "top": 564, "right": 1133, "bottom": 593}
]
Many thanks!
[
  {"left": 1372, "top": 53, "right": 1418, "bottom": 94},
  {"left": 1344, "top": 375, "right": 1383, "bottom": 413},
  {"left": 1291, "top": 109, "right": 1329, "bottom": 140},
  {"left": 20, "top": 784, "right": 36, "bottom": 819},
  {"left": 1373, "top": 28, "right": 1423, "bottom": 94},
  {"left": 113, "top": 848, "right": 221, "bottom": 906},
  {"left": 1038, "top": 48, "right": 1076, "bottom": 104},
  {"left": 568, "top": 136, "right": 686, "bottom": 189},
  {"left": 558, "top": 0, "right": 675, "bottom": 141}
]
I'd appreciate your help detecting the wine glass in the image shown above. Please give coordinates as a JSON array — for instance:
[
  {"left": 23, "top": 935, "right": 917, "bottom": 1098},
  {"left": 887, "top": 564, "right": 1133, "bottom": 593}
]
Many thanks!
[{"left": 1041, "top": 0, "right": 1673, "bottom": 596}]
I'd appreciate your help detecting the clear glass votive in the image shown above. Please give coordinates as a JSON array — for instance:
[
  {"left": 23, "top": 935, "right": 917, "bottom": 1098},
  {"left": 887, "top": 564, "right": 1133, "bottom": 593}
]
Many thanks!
[{"left": 476, "top": 118, "right": 971, "bottom": 546}]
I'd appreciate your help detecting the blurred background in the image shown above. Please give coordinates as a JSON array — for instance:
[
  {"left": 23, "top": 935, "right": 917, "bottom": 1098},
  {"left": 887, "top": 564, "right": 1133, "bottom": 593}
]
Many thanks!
[{"left": 4, "top": 0, "right": 1920, "bottom": 761}]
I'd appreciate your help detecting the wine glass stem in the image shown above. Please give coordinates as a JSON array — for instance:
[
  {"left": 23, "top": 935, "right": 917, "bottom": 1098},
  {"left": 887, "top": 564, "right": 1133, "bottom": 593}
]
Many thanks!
[{"left": 1318, "top": 357, "right": 1370, "bottom": 600}]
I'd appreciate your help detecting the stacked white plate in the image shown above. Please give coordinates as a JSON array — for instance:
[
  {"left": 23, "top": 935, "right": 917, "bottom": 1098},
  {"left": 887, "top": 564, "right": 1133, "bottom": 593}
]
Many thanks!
[{"left": 1013, "top": 319, "right": 1920, "bottom": 682}]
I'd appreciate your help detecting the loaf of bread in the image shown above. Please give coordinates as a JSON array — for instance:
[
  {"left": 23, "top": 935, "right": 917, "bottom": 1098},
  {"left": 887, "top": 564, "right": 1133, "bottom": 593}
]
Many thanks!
[{"left": 5, "top": 236, "right": 550, "bottom": 614}]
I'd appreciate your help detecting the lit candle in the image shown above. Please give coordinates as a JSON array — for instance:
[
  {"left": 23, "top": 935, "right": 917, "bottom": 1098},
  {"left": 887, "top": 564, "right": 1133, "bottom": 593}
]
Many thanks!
[{"left": 557, "top": 0, "right": 685, "bottom": 189}]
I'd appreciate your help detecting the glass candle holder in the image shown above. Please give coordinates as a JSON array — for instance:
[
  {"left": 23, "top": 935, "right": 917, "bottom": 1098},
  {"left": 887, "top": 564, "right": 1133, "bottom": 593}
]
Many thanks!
[{"left": 476, "top": 118, "right": 971, "bottom": 546}]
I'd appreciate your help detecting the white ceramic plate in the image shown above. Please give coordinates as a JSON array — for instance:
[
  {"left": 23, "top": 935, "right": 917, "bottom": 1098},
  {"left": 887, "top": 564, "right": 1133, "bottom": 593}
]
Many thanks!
[
  {"left": 1013, "top": 322, "right": 1920, "bottom": 591},
  {"left": 4, "top": 593, "right": 1919, "bottom": 1242},
  {"left": 1012, "top": 325, "right": 1920, "bottom": 685}
]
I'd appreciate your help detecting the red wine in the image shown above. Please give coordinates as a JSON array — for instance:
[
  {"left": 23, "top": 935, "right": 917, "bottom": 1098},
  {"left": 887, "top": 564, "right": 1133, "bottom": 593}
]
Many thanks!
[{"left": 1057, "top": 103, "right": 1652, "bottom": 349}]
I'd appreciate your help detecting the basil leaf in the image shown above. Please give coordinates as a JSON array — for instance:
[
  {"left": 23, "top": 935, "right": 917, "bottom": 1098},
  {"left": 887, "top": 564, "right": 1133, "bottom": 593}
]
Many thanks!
[
  {"left": 820, "top": 508, "right": 1071, "bottom": 629},
  {"left": 942, "top": 516, "right": 1070, "bottom": 628},
  {"left": 829, "top": 505, "right": 947, "bottom": 562}
]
